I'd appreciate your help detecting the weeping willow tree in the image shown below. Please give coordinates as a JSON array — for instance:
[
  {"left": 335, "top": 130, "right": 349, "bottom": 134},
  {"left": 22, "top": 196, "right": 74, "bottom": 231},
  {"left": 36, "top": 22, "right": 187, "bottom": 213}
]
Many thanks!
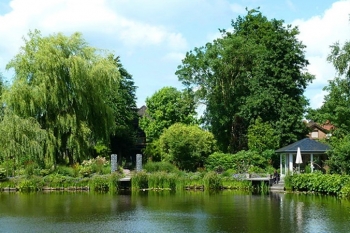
[
  {"left": 0, "top": 110, "right": 48, "bottom": 167},
  {"left": 3, "top": 30, "right": 120, "bottom": 166}
]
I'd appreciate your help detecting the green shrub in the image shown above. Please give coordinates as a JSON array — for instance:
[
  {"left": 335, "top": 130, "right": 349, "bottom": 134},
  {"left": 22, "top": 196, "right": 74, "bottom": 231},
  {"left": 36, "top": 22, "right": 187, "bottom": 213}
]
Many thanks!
[
  {"left": 266, "top": 166, "right": 275, "bottom": 175},
  {"left": 101, "top": 165, "right": 111, "bottom": 175},
  {"left": 19, "top": 179, "right": 35, "bottom": 191},
  {"left": 221, "top": 169, "right": 236, "bottom": 177},
  {"left": 24, "top": 161, "right": 40, "bottom": 178},
  {"left": 0, "top": 167, "right": 7, "bottom": 180},
  {"left": 205, "top": 151, "right": 268, "bottom": 173},
  {"left": 144, "top": 161, "right": 178, "bottom": 173},
  {"left": 18, "top": 176, "right": 44, "bottom": 191},
  {"left": 56, "top": 166, "right": 75, "bottom": 177},
  {"left": 340, "top": 183, "right": 350, "bottom": 198},
  {"left": 1, "top": 160, "right": 15, "bottom": 177},
  {"left": 204, "top": 172, "right": 222, "bottom": 190},
  {"left": 290, "top": 173, "right": 350, "bottom": 195},
  {"left": 80, "top": 156, "right": 110, "bottom": 176},
  {"left": 205, "top": 152, "right": 235, "bottom": 171},
  {"left": 132, "top": 171, "right": 148, "bottom": 190},
  {"left": 39, "top": 168, "right": 51, "bottom": 176},
  {"left": 44, "top": 174, "right": 67, "bottom": 188},
  {"left": 222, "top": 177, "right": 251, "bottom": 190},
  {"left": 284, "top": 172, "right": 293, "bottom": 191},
  {"left": 79, "top": 166, "right": 92, "bottom": 177},
  {"left": 305, "top": 164, "right": 312, "bottom": 173},
  {"left": 248, "top": 166, "right": 265, "bottom": 174},
  {"left": 90, "top": 175, "right": 110, "bottom": 191},
  {"left": 148, "top": 172, "right": 177, "bottom": 189},
  {"left": 107, "top": 173, "right": 120, "bottom": 192},
  {"left": 92, "top": 157, "right": 109, "bottom": 174}
]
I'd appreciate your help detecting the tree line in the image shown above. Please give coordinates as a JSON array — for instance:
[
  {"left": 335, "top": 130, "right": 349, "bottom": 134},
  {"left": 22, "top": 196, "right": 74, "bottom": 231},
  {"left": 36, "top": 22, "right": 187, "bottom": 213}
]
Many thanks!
[{"left": 1, "top": 9, "right": 350, "bottom": 174}]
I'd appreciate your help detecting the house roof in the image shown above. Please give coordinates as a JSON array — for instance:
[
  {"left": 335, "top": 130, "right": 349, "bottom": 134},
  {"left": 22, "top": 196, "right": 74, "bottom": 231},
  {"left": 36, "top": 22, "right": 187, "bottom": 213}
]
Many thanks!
[
  {"left": 307, "top": 121, "right": 330, "bottom": 134},
  {"left": 137, "top": 105, "right": 147, "bottom": 117},
  {"left": 275, "top": 138, "right": 330, "bottom": 154}
]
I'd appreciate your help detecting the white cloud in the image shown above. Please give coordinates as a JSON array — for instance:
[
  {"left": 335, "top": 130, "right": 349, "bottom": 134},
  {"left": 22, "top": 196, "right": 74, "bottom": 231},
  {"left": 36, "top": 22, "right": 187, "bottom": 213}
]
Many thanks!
[
  {"left": 293, "top": 0, "right": 350, "bottom": 108},
  {"left": 294, "top": 1, "right": 350, "bottom": 57},
  {"left": 0, "top": 0, "right": 188, "bottom": 67},
  {"left": 307, "top": 90, "right": 328, "bottom": 109},
  {"left": 307, "top": 55, "right": 335, "bottom": 87}
]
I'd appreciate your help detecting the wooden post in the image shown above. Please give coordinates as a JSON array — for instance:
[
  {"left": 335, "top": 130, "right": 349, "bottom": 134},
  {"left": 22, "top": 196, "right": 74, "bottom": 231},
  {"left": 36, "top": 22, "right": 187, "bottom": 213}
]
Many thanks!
[{"left": 289, "top": 153, "right": 293, "bottom": 174}]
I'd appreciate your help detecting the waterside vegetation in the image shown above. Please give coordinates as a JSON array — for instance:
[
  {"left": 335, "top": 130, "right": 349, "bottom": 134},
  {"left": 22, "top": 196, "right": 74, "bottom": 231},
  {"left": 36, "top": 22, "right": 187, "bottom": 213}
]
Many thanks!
[
  {"left": 285, "top": 172, "right": 350, "bottom": 197},
  {"left": 0, "top": 160, "right": 265, "bottom": 193}
]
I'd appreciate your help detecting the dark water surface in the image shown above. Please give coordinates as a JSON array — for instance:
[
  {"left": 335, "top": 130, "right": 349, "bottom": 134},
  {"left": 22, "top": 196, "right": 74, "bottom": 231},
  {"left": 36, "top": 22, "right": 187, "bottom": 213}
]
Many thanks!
[{"left": 1, "top": 190, "right": 350, "bottom": 233}]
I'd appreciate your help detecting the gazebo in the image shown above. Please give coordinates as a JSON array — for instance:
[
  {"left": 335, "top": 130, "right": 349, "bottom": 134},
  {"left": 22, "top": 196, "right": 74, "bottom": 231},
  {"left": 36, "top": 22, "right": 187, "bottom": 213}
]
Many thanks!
[{"left": 275, "top": 138, "right": 330, "bottom": 177}]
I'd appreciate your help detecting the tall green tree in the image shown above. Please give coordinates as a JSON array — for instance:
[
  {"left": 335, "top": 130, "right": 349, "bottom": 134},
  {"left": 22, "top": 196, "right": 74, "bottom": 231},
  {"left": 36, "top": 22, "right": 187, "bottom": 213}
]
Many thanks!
[
  {"left": 158, "top": 123, "right": 216, "bottom": 171},
  {"left": 140, "top": 86, "right": 197, "bottom": 142},
  {"left": 306, "top": 33, "right": 350, "bottom": 134},
  {"left": 323, "top": 39, "right": 350, "bottom": 133},
  {"left": 176, "top": 9, "right": 312, "bottom": 153},
  {"left": 4, "top": 30, "right": 120, "bottom": 165},
  {"left": 0, "top": 74, "right": 6, "bottom": 120},
  {"left": 108, "top": 56, "right": 138, "bottom": 159}
]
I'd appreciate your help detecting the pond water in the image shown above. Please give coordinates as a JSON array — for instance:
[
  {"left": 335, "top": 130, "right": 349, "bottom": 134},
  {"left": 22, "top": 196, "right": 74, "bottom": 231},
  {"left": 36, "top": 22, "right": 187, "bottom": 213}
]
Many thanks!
[{"left": 1, "top": 190, "right": 350, "bottom": 233}]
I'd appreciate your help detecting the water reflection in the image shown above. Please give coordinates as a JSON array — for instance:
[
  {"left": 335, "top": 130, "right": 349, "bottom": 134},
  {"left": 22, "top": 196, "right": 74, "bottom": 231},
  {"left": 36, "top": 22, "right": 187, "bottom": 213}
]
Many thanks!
[{"left": 0, "top": 191, "right": 350, "bottom": 232}]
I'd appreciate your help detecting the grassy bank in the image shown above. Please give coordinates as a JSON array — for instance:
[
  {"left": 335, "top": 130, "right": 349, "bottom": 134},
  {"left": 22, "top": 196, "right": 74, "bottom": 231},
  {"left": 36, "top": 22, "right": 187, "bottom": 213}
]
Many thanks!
[
  {"left": 131, "top": 171, "right": 252, "bottom": 191},
  {"left": 0, "top": 173, "right": 122, "bottom": 192},
  {"left": 0, "top": 171, "right": 254, "bottom": 193}
]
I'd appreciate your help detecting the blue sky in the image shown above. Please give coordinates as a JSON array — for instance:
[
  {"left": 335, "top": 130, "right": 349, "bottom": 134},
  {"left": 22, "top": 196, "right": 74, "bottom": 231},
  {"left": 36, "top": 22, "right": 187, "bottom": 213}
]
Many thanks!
[{"left": 0, "top": 0, "right": 349, "bottom": 109}]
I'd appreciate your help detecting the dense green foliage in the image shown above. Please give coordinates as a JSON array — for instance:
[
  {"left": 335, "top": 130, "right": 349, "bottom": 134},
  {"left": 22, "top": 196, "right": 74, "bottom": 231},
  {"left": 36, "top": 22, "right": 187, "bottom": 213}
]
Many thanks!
[
  {"left": 140, "top": 86, "right": 197, "bottom": 142},
  {"left": 0, "top": 74, "right": 5, "bottom": 119},
  {"left": 327, "top": 135, "right": 350, "bottom": 174},
  {"left": 0, "top": 31, "right": 139, "bottom": 170},
  {"left": 247, "top": 117, "right": 279, "bottom": 153},
  {"left": 4, "top": 11, "right": 350, "bottom": 180},
  {"left": 205, "top": 150, "right": 269, "bottom": 173},
  {"left": 158, "top": 123, "right": 216, "bottom": 171},
  {"left": 289, "top": 173, "right": 350, "bottom": 196},
  {"left": 143, "top": 161, "right": 178, "bottom": 173},
  {"left": 0, "top": 167, "right": 6, "bottom": 181},
  {"left": 0, "top": 155, "right": 122, "bottom": 192},
  {"left": 176, "top": 9, "right": 312, "bottom": 153},
  {"left": 0, "top": 173, "right": 121, "bottom": 192},
  {"left": 0, "top": 112, "right": 48, "bottom": 168}
]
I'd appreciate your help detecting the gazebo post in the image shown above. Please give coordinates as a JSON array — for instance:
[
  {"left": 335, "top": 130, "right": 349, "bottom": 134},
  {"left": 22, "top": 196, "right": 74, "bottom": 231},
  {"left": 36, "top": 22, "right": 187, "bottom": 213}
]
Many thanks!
[
  {"left": 285, "top": 154, "right": 287, "bottom": 176},
  {"left": 280, "top": 154, "right": 282, "bottom": 177},
  {"left": 311, "top": 153, "right": 314, "bottom": 173},
  {"left": 289, "top": 153, "right": 293, "bottom": 174}
]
